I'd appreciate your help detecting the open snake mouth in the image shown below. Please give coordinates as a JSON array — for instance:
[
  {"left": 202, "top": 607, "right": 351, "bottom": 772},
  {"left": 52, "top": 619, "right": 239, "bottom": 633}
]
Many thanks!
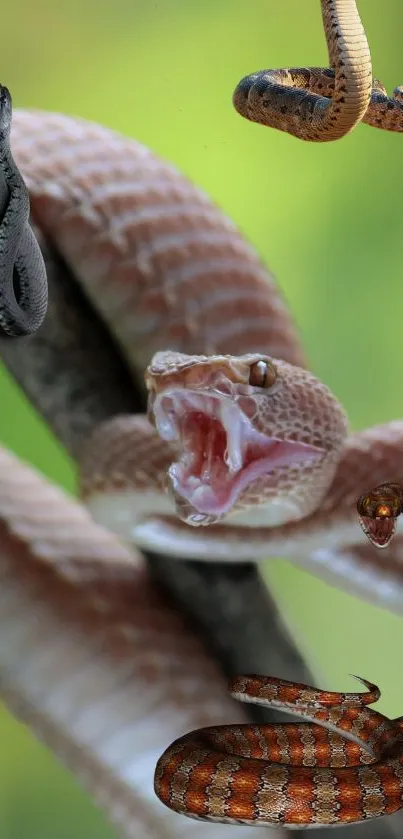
[
  {"left": 152, "top": 389, "right": 324, "bottom": 517},
  {"left": 358, "top": 515, "right": 397, "bottom": 548}
]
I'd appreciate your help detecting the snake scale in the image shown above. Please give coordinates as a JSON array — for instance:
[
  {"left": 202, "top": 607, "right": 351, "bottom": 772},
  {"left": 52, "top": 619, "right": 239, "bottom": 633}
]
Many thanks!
[{"left": 1, "top": 0, "right": 403, "bottom": 835}]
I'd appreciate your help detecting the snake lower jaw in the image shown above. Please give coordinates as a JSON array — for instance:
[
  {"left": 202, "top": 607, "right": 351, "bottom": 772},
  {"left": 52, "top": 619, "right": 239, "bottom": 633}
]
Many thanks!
[
  {"left": 358, "top": 514, "right": 397, "bottom": 548},
  {"left": 168, "top": 438, "right": 323, "bottom": 525},
  {"left": 167, "top": 438, "right": 324, "bottom": 526}
]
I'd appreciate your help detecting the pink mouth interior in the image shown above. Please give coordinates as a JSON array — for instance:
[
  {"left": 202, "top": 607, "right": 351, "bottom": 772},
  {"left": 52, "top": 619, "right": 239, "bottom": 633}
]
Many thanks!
[
  {"left": 359, "top": 515, "right": 397, "bottom": 548},
  {"left": 153, "top": 390, "right": 324, "bottom": 517}
]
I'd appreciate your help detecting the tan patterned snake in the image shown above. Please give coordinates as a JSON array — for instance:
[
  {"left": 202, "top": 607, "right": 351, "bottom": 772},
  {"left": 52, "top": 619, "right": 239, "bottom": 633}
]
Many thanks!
[
  {"left": 1, "top": 0, "right": 403, "bottom": 836},
  {"left": 233, "top": 0, "right": 403, "bottom": 141}
]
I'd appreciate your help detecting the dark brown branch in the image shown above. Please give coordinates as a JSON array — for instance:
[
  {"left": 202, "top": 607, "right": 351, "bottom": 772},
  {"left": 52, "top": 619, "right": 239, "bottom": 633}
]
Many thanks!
[{"left": 1, "top": 234, "right": 400, "bottom": 839}]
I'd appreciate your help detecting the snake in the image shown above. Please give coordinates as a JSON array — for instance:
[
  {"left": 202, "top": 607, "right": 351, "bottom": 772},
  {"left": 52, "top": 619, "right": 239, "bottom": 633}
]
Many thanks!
[
  {"left": 154, "top": 674, "right": 403, "bottom": 828},
  {"left": 0, "top": 85, "right": 47, "bottom": 336},
  {"left": 233, "top": 0, "right": 403, "bottom": 141},
  {"left": 1, "top": 0, "right": 403, "bottom": 834},
  {"left": 357, "top": 483, "right": 403, "bottom": 548}
]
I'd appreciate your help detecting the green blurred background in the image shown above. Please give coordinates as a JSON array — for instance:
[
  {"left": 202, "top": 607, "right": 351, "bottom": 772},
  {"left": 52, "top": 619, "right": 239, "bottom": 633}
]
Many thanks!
[{"left": 1, "top": 0, "right": 403, "bottom": 836}]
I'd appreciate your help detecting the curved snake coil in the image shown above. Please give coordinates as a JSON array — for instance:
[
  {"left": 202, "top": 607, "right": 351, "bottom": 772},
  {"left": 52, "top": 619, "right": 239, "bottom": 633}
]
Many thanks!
[
  {"left": 0, "top": 85, "right": 47, "bottom": 336},
  {"left": 233, "top": 0, "right": 403, "bottom": 141},
  {"left": 155, "top": 675, "right": 403, "bottom": 828}
]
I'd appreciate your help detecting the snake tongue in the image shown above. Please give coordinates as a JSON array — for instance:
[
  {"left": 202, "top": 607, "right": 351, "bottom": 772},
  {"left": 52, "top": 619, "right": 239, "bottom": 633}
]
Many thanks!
[{"left": 358, "top": 514, "right": 397, "bottom": 548}]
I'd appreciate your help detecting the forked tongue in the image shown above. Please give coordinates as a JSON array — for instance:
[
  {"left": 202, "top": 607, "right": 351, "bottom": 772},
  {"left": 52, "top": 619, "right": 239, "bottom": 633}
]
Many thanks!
[{"left": 358, "top": 515, "right": 397, "bottom": 548}]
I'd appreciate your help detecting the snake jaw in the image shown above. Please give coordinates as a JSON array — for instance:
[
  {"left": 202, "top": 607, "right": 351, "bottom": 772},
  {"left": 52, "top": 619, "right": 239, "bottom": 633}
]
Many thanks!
[
  {"left": 358, "top": 514, "right": 397, "bottom": 549},
  {"left": 152, "top": 388, "right": 325, "bottom": 524}
]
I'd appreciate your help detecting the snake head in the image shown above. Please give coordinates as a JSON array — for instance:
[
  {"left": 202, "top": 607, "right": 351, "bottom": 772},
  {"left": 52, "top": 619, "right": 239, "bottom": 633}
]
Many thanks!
[
  {"left": 146, "top": 350, "right": 348, "bottom": 527},
  {"left": 357, "top": 482, "right": 403, "bottom": 548}
]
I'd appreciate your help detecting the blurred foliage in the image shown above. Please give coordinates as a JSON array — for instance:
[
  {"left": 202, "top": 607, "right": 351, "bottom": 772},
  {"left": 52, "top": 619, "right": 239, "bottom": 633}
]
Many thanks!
[{"left": 1, "top": 0, "right": 403, "bottom": 836}]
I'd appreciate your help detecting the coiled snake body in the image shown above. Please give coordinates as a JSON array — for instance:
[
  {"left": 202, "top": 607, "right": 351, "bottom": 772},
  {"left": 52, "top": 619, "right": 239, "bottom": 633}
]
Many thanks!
[
  {"left": 155, "top": 675, "right": 403, "bottom": 828},
  {"left": 1, "top": 0, "right": 403, "bottom": 834}
]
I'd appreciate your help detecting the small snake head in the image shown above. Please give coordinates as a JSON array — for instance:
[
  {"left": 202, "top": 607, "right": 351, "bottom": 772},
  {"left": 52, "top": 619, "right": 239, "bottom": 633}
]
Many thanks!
[
  {"left": 146, "top": 350, "right": 348, "bottom": 527},
  {"left": 357, "top": 483, "right": 403, "bottom": 548}
]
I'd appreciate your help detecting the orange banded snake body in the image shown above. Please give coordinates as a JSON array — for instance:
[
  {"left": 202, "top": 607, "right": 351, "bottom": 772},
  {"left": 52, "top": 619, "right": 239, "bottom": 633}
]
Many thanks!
[
  {"left": 155, "top": 675, "right": 403, "bottom": 829},
  {"left": 1, "top": 0, "right": 403, "bottom": 836}
]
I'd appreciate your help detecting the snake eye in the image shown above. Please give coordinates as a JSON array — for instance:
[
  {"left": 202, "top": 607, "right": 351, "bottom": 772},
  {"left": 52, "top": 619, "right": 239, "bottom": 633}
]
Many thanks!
[
  {"left": 357, "top": 494, "right": 372, "bottom": 516},
  {"left": 357, "top": 487, "right": 403, "bottom": 519},
  {"left": 248, "top": 359, "right": 277, "bottom": 388}
]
